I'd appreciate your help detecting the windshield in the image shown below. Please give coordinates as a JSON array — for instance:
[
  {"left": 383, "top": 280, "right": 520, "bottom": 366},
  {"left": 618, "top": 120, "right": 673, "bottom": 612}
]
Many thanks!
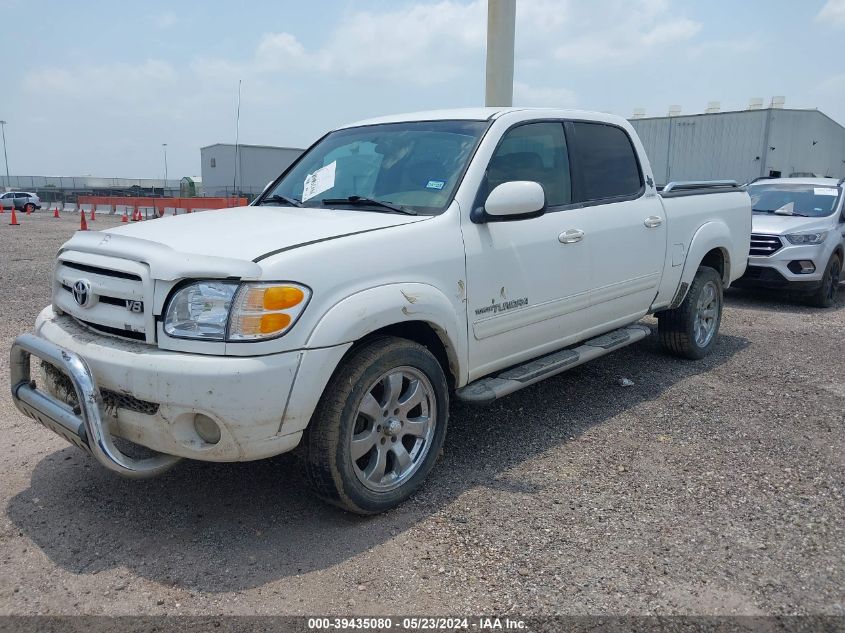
[
  {"left": 262, "top": 120, "right": 488, "bottom": 214},
  {"left": 748, "top": 183, "right": 842, "bottom": 218}
]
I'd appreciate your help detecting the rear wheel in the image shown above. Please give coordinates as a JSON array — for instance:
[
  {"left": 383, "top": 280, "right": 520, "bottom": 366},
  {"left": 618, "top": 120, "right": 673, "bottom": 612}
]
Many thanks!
[
  {"left": 808, "top": 254, "right": 841, "bottom": 308},
  {"left": 304, "top": 336, "right": 449, "bottom": 514},
  {"left": 24, "top": 203, "right": 35, "bottom": 213},
  {"left": 658, "top": 266, "right": 723, "bottom": 360}
]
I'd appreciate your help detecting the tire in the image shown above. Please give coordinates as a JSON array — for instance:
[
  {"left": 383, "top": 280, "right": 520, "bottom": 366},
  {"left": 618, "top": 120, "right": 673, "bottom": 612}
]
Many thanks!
[
  {"left": 24, "top": 203, "right": 34, "bottom": 213},
  {"left": 658, "top": 266, "right": 723, "bottom": 360},
  {"left": 808, "top": 254, "right": 841, "bottom": 308},
  {"left": 304, "top": 336, "right": 449, "bottom": 514}
]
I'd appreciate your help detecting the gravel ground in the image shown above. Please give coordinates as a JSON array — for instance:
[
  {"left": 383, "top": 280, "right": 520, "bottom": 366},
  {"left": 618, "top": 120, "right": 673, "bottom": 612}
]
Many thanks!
[{"left": 0, "top": 213, "right": 843, "bottom": 617}]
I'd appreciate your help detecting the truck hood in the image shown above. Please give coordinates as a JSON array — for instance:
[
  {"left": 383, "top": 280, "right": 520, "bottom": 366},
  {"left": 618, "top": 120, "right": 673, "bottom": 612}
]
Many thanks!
[
  {"left": 59, "top": 206, "right": 429, "bottom": 280},
  {"left": 752, "top": 213, "right": 831, "bottom": 235}
]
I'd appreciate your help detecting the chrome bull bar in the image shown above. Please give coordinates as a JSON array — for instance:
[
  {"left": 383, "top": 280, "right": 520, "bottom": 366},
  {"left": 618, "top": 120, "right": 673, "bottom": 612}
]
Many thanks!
[{"left": 10, "top": 333, "right": 179, "bottom": 478}]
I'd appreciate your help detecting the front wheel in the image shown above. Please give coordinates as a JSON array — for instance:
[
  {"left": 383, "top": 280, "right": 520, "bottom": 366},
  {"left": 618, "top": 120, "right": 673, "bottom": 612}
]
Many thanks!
[
  {"left": 658, "top": 266, "right": 723, "bottom": 360},
  {"left": 808, "top": 254, "right": 841, "bottom": 308},
  {"left": 304, "top": 336, "right": 449, "bottom": 514}
]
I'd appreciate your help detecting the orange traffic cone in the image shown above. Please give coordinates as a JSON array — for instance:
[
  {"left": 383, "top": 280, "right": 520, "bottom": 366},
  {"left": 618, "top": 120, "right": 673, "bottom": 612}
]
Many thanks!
[
  {"left": 25, "top": 204, "right": 32, "bottom": 215},
  {"left": 53, "top": 207, "right": 60, "bottom": 218},
  {"left": 89, "top": 207, "right": 96, "bottom": 221},
  {"left": 79, "top": 210, "right": 88, "bottom": 231},
  {"left": 121, "top": 208, "right": 128, "bottom": 223},
  {"left": 9, "top": 207, "right": 19, "bottom": 225}
]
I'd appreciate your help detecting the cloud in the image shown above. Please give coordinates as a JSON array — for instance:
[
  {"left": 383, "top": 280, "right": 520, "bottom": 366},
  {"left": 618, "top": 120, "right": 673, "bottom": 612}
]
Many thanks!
[
  {"left": 687, "top": 36, "right": 762, "bottom": 59},
  {"left": 154, "top": 12, "right": 177, "bottom": 30},
  {"left": 513, "top": 81, "right": 577, "bottom": 108},
  {"left": 819, "top": 73, "right": 845, "bottom": 93},
  {"left": 193, "top": 0, "right": 487, "bottom": 84},
  {"left": 817, "top": 0, "right": 845, "bottom": 25},
  {"left": 546, "top": 1, "right": 701, "bottom": 66}
]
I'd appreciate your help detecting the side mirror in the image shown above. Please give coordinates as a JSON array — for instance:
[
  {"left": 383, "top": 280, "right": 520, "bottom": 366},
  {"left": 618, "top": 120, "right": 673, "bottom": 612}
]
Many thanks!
[{"left": 473, "top": 181, "right": 546, "bottom": 223}]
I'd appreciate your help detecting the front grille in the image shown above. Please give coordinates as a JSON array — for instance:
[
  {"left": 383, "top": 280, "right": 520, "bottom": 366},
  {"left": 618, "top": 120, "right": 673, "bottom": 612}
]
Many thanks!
[
  {"left": 61, "top": 283, "right": 130, "bottom": 308},
  {"left": 61, "top": 261, "right": 142, "bottom": 281},
  {"left": 41, "top": 361, "right": 159, "bottom": 416},
  {"left": 77, "top": 319, "right": 147, "bottom": 341},
  {"left": 55, "top": 255, "right": 150, "bottom": 343},
  {"left": 750, "top": 234, "right": 783, "bottom": 257}
]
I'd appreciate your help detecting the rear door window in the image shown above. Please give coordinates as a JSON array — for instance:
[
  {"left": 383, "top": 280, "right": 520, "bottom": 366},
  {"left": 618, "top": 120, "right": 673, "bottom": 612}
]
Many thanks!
[{"left": 569, "top": 122, "right": 643, "bottom": 202}]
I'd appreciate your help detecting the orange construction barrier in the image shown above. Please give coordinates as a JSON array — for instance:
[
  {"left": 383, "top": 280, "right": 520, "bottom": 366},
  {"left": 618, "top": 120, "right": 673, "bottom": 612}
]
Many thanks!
[
  {"left": 77, "top": 196, "right": 248, "bottom": 213},
  {"left": 9, "top": 207, "right": 19, "bottom": 225},
  {"left": 79, "top": 210, "right": 88, "bottom": 231}
]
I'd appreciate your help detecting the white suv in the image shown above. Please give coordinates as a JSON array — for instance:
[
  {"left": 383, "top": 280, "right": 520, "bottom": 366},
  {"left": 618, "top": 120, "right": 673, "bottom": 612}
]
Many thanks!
[
  {"left": 0, "top": 191, "right": 41, "bottom": 212},
  {"left": 735, "top": 177, "right": 844, "bottom": 307}
]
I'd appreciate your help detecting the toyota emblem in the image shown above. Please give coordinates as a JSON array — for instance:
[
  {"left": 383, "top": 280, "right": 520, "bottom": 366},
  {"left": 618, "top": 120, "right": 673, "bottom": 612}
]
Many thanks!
[{"left": 72, "top": 279, "right": 92, "bottom": 307}]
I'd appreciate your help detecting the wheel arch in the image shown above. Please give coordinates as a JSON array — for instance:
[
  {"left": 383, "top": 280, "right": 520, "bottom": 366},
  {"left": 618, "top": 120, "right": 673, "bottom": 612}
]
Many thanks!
[
  {"left": 671, "top": 222, "right": 734, "bottom": 308},
  {"left": 305, "top": 283, "right": 467, "bottom": 388}
]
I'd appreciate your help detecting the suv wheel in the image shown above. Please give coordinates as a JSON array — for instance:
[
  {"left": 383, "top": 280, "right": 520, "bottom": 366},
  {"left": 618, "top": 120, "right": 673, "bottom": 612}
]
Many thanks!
[
  {"left": 658, "top": 266, "right": 723, "bottom": 360},
  {"left": 304, "top": 336, "right": 449, "bottom": 514},
  {"left": 24, "top": 203, "right": 35, "bottom": 213},
  {"left": 809, "top": 254, "right": 841, "bottom": 308}
]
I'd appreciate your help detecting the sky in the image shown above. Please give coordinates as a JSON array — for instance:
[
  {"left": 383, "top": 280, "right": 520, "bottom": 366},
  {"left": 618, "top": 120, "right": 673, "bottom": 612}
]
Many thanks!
[{"left": 2, "top": 0, "right": 845, "bottom": 179}]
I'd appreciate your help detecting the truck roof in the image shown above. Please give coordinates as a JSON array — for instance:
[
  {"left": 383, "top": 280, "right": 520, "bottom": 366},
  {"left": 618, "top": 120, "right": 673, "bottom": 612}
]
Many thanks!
[{"left": 338, "top": 107, "right": 630, "bottom": 130}]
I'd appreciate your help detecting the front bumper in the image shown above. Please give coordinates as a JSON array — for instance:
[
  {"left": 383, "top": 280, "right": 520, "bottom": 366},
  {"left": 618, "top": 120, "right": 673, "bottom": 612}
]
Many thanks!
[
  {"left": 734, "top": 265, "right": 823, "bottom": 292},
  {"left": 735, "top": 242, "right": 830, "bottom": 292},
  {"left": 11, "top": 308, "right": 350, "bottom": 473}
]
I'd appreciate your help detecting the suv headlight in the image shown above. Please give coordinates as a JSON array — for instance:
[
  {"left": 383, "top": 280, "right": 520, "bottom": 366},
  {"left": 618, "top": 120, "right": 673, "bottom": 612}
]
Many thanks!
[
  {"left": 164, "top": 281, "right": 310, "bottom": 342},
  {"left": 785, "top": 231, "right": 828, "bottom": 245}
]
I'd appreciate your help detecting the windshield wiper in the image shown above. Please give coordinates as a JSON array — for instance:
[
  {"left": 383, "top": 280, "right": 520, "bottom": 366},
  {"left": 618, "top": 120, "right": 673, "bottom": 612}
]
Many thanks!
[
  {"left": 258, "top": 194, "right": 302, "bottom": 207},
  {"left": 321, "top": 196, "right": 417, "bottom": 216}
]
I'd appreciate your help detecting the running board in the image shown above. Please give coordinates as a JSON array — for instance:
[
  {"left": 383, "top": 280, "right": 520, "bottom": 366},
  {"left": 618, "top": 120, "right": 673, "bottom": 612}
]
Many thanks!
[{"left": 455, "top": 324, "right": 652, "bottom": 405}]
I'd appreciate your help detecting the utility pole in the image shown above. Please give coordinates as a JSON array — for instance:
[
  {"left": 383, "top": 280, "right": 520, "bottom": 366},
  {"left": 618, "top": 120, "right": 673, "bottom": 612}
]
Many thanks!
[
  {"left": 485, "top": 0, "right": 516, "bottom": 107},
  {"left": 233, "top": 79, "right": 242, "bottom": 196},
  {"left": 0, "top": 121, "right": 9, "bottom": 189},
  {"left": 162, "top": 143, "right": 168, "bottom": 196}
]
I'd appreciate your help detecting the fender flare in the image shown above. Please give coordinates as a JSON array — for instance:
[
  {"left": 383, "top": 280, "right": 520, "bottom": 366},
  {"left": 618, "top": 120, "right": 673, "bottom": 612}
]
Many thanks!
[
  {"left": 672, "top": 221, "right": 733, "bottom": 308},
  {"left": 305, "top": 282, "right": 467, "bottom": 385}
]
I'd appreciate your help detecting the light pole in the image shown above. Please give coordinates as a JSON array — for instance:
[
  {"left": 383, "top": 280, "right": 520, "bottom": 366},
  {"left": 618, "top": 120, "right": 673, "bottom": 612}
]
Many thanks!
[
  {"left": 162, "top": 143, "right": 168, "bottom": 196},
  {"left": 485, "top": 0, "right": 516, "bottom": 107},
  {"left": 0, "top": 121, "right": 9, "bottom": 189}
]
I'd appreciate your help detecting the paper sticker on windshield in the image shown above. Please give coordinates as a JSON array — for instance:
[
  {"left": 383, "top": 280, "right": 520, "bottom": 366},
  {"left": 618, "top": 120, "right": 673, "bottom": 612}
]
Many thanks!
[
  {"left": 426, "top": 180, "right": 445, "bottom": 190},
  {"left": 814, "top": 187, "right": 838, "bottom": 196},
  {"left": 302, "top": 161, "right": 336, "bottom": 202}
]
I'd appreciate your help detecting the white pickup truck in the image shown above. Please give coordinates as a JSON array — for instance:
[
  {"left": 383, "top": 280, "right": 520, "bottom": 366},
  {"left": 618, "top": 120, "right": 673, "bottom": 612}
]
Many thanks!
[{"left": 11, "top": 108, "right": 751, "bottom": 513}]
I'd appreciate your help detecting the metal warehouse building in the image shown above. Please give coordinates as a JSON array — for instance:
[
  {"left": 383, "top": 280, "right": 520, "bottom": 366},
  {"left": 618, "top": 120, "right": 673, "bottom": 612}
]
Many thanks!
[
  {"left": 629, "top": 107, "right": 845, "bottom": 186},
  {"left": 201, "top": 143, "right": 303, "bottom": 197}
]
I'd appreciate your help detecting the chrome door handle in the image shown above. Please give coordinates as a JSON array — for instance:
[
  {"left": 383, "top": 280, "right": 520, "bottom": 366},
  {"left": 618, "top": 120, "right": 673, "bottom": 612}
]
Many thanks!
[
  {"left": 558, "top": 229, "right": 585, "bottom": 244},
  {"left": 644, "top": 216, "right": 663, "bottom": 228}
]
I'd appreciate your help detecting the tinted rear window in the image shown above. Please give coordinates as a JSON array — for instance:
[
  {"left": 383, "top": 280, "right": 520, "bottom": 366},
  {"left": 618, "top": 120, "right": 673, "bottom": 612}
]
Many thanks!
[{"left": 571, "top": 122, "right": 642, "bottom": 201}]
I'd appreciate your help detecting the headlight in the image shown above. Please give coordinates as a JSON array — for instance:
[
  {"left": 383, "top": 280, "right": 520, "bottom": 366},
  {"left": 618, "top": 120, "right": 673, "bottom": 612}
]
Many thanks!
[
  {"left": 163, "top": 281, "right": 310, "bottom": 342},
  {"left": 785, "top": 231, "right": 828, "bottom": 245},
  {"left": 164, "top": 281, "right": 238, "bottom": 340}
]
